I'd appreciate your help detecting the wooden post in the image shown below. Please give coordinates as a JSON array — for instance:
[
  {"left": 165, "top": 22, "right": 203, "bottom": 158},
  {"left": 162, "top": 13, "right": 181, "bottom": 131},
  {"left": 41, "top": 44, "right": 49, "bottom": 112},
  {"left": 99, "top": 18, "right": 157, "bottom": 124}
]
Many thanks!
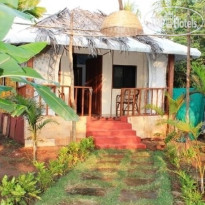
[
  {"left": 186, "top": 11, "right": 191, "bottom": 124},
  {"left": 167, "top": 54, "right": 175, "bottom": 98},
  {"left": 118, "top": 0, "right": 123, "bottom": 10},
  {"left": 166, "top": 54, "right": 175, "bottom": 114},
  {"left": 166, "top": 54, "right": 175, "bottom": 135},
  {"left": 68, "top": 12, "right": 77, "bottom": 142},
  {"left": 26, "top": 58, "right": 34, "bottom": 98}
]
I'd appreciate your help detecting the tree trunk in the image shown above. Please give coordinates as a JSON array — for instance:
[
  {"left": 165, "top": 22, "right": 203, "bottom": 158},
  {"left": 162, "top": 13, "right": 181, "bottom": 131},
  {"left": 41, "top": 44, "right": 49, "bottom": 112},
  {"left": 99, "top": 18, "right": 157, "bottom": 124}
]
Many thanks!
[
  {"left": 33, "top": 133, "right": 37, "bottom": 161},
  {"left": 185, "top": 10, "right": 191, "bottom": 148},
  {"left": 118, "top": 0, "right": 123, "bottom": 10},
  {"left": 186, "top": 23, "right": 191, "bottom": 123},
  {"left": 201, "top": 176, "right": 204, "bottom": 194}
]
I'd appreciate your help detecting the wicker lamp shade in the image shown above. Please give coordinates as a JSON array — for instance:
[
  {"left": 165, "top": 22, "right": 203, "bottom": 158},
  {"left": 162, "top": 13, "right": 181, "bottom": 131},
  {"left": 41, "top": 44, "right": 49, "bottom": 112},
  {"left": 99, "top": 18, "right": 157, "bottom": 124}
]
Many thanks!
[{"left": 100, "top": 10, "right": 143, "bottom": 37}]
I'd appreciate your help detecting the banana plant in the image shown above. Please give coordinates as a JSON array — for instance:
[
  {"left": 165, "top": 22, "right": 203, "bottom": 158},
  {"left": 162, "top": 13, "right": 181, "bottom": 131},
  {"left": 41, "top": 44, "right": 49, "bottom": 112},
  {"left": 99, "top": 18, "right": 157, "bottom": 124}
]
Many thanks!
[{"left": 0, "top": 0, "right": 78, "bottom": 121}]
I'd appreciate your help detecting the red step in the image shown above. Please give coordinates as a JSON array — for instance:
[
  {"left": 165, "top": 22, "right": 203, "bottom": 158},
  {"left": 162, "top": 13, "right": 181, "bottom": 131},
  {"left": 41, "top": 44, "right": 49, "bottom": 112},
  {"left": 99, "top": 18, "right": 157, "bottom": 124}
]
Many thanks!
[
  {"left": 95, "top": 143, "right": 146, "bottom": 149},
  {"left": 94, "top": 136, "right": 142, "bottom": 144},
  {"left": 87, "top": 130, "right": 136, "bottom": 137},
  {"left": 86, "top": 117, "right": 146, "bottom": 150},
  {"left": 87, "top": 121, "right": 132, "bottom": 131}
]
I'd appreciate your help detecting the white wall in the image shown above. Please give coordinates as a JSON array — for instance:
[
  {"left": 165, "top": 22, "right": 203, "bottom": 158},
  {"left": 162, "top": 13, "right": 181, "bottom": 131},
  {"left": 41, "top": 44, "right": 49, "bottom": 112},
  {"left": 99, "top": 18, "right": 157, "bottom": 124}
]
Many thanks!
[
  {"left": 129, "top": 115, "right": 168, "bottom": 139},
  {"left": 102, "top": 51, "right": 148, "bottom": 116}
]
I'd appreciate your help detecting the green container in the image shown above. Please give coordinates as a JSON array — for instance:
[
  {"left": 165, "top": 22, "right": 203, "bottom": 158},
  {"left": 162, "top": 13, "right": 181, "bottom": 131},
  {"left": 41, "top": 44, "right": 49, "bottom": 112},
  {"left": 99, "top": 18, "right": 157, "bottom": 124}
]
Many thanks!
[{"left": 173, "top": 88, "right": 205, "bottom": 131}]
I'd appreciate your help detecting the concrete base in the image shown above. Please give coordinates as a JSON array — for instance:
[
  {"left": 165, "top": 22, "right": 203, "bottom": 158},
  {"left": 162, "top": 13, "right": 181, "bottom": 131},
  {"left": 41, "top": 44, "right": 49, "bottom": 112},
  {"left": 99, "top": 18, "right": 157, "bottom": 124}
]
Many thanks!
[
  {"left": 24, "top": 116, "right": 87, "bottom": 147},
  {"left": 128, "top": 115, "right": 168, "bottom": 139}
]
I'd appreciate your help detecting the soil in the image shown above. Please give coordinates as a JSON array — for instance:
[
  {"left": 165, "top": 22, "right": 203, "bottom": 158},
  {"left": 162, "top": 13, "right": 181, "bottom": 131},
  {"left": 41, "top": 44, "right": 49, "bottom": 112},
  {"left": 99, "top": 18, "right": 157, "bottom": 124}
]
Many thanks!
[{"left": 0, "top": 136, "right": 61, "bottom": 179}]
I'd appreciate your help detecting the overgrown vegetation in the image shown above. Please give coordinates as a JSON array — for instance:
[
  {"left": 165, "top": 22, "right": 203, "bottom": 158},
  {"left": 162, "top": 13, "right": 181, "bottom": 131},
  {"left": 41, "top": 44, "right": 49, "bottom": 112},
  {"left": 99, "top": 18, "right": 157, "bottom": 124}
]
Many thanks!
[{"left": 0, "top": 137, "right": 95, "bottom": 204}]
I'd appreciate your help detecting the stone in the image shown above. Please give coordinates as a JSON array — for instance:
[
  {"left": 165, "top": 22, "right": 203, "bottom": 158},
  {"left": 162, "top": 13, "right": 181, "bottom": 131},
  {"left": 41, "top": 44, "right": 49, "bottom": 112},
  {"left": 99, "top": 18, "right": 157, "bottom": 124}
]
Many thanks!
[
  {"left": 81, "top": 173, "right": 113, "bottom": 182},
  {"left": 119, "top": 189, "right": 157, "bottom": 202},
  {"left": 60, "top": 199, "right": 99, "bottom": 205},
  {"left": 125, "top": 178, "right": 154, "bottom": 186},
  {"left": 92, "top": 168, "right": 118, "bottom": 172},
  {"left": 66, "top": 186, "right": 106, "bottom": 197}
]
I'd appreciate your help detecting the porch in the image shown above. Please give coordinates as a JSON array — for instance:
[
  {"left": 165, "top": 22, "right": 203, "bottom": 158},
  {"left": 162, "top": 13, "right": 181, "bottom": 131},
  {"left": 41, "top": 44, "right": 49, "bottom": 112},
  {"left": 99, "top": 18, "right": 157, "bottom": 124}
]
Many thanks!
[{"left": 17, "top": 85, "right": 167, "bottom": 117}]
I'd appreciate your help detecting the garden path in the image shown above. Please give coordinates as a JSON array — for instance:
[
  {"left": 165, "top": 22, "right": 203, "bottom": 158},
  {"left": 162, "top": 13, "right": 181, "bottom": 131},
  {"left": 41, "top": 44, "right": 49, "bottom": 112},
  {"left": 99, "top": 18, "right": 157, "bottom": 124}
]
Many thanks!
[{"left": 36, "top": 150, "right": 178, "bottom": 205}]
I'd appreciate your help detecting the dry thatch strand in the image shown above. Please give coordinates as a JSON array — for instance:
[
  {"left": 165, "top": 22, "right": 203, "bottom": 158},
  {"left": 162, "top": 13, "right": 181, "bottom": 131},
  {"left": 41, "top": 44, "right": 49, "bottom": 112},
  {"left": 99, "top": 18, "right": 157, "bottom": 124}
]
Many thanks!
[
  {"left": 33, "top": 8, "right": 161, "bottom": 56},
  {"left": 100, "top": 10, "right": 143, "bottom": 37}
]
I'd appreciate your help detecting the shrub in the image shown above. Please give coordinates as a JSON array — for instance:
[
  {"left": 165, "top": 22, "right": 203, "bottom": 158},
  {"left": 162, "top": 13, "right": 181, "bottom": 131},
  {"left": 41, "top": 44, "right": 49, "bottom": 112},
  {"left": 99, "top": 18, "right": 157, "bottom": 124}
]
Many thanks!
[
  {"left": 177, "top": 170, "right": 203, "bottom": 204},
  {"left": 79, "top": 137, "right": 95, "bottom": 160},
  {"left": 0, "top": 174, "right": 40, "bottom": 205},
  {"left": 33, "top": 161, "right": 53, "bottom": 192},
  {"left": 48, "top": 159, "right": 65, "bottom": 178},
  {"left": 0, "top": 137, "right": 95, "bottom": 204},
  {"left": 165, "top": 143, "right": 181, "bottom": 168}
]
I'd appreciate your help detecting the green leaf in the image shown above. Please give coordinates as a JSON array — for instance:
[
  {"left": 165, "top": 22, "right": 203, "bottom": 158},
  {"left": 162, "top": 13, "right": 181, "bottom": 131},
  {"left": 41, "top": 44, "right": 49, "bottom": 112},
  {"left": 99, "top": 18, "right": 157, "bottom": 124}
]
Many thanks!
[
  {"left": 0, "top": 85, "right": 13, "bottom": 93},
  {"left": 0, "top": 3, "right": 33, "bottom": 40},
  {"left": 0, "top": 53, "right": 22, "bottom": 73},
  {"left": 17, "top": 42, "right": 47, "bottom": 63},
  {"left": 0, "top": 0, "right": 18, "bottom": 8},
  {"left": 1, "top": 67, "right": 44, "bottom": 79},
  {"left": 0, "top": 98, "right": 16, "bottom": 113},
  {"left": 0, "top": 42, "right": 47, "bottom": 63},
  {"left": 31, "top": 83, "right": 79, "bottom": 121},
  {"left": 11, "top": 104, "right": 27, "bottom": 117},
  {"left": 0, "top": 98, "right": 27, "bottom": 116},
  {"left": 37, "top": 119, "right": 58, "bottom": 130}
]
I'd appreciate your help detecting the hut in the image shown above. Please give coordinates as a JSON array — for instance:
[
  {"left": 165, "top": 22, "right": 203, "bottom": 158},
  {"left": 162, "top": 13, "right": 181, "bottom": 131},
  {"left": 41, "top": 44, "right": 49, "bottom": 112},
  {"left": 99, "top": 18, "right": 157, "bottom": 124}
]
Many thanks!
[{"left": 3, "top": 8, "right": 201, "bottom": 148}]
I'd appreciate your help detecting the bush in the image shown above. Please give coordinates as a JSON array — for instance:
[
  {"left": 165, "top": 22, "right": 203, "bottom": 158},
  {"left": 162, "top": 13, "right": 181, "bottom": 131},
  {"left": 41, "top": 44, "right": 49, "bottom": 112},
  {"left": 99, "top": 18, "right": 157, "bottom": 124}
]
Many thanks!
[
  {"left": 0, "top": 174, "right": 40, "bottom": 205},
  {"left": 33, "top": 161, "right": 54, "bottom": 192},
  {"left": 0, "top": 137, "right": 95, "bottom": 204},
  {"left": 177, "top": 170, "right": 203, "bottom": 205}
]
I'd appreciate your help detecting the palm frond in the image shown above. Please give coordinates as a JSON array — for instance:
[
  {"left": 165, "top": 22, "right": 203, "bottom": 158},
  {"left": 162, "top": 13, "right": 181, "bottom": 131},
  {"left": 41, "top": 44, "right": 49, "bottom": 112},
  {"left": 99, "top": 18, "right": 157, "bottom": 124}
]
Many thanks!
[
  {"left": 145, "top": 104, "right": 165, "bottom": 116},
  {"left": 166, "top": 92, "right": 185, "bottom": 115},
  {"left": 166, "top": 119, "right": 202, "bottom": 139},
  {"left": 192, "top": 63, "right": 205, "bottom": 95},
  {"left": 37, "top": 119, "right": 58, "bottom": 130},
  {"left": 165, "top": 131, "right": 178, "bottom": 144},
  {"left": 123, "top": 0, "right": 141, "bottom": 17},
  {"left": 18, "top": 0, "right": 46, "bottom": 18}
]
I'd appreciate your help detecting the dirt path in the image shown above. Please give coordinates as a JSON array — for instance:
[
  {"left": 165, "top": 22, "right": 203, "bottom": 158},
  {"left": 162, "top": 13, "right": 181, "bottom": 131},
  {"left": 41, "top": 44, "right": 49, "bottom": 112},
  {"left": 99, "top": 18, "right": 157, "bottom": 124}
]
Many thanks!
[
  {"left": 36, "top": 150, "right": 176, "bottom": 205},
  {"left": 0, "top": 137, "right": 60, "bottom": 178}
]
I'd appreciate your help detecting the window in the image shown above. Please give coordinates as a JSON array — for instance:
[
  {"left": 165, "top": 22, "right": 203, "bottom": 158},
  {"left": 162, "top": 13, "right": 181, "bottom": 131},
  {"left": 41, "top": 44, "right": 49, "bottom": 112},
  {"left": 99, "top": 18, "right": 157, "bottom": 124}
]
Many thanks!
[{"left": 113, "top": 65, "right": 136, "bottom": 88}]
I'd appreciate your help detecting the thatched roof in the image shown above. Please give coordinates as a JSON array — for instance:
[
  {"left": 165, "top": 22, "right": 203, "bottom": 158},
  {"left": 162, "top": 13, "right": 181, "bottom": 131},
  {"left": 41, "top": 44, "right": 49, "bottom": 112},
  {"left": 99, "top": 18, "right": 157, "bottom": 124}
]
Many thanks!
[
  {"left": 30, "top": 8, "right": 162, "bottom": 55},
  {"left": 4, "top": 8, "right": 201, "bottom": 59}
]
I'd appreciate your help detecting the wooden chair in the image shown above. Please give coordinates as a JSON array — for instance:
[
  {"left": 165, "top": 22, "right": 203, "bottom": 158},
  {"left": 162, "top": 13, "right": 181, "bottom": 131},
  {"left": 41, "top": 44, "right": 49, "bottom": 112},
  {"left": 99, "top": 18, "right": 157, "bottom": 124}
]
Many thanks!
[{"left": 116, "top": 89, "right": 139, "bottom": 116}]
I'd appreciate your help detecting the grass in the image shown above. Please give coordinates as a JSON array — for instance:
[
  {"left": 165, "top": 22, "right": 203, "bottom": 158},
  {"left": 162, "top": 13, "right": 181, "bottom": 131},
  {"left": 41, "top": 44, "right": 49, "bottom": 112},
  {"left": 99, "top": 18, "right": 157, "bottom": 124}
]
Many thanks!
[{"left": 35, "top": 150, "right": 174, "bottom": 205}]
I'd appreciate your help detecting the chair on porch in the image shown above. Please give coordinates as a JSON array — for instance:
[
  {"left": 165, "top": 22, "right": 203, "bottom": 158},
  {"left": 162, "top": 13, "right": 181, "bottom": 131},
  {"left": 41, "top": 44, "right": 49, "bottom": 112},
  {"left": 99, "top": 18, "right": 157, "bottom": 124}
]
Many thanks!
[{"left": 116, "top": 89, "right": 139, "bottom": 116}]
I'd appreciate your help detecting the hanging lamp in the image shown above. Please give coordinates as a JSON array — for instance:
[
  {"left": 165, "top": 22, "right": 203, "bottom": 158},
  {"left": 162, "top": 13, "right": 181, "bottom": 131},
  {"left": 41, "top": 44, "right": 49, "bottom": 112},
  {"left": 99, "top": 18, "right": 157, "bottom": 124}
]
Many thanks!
[
  {"left": 100, "top": 0, "right": 143, "bottom": 37},
  {"left": 100, "top": 10, "right": 143, "bottom": 37}
]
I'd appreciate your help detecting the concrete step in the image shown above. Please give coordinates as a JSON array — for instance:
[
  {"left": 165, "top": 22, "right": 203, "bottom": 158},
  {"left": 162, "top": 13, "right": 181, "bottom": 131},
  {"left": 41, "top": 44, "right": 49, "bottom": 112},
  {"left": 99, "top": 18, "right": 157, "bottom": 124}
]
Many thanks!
[
  {"left": 86, "top": 129, "right": 136, "bottom": 137},
  {"left": 95, "top": 143, "right": 146, "bottom": 149},
  {"left": 86, "top": 116, "right": 146, "bottom": 150},
  {"left": 94, "top": 136, "right": 141, "bottom": 144},
  {"left": 87, "top": 122, "right": 132, "bottom": 130}
]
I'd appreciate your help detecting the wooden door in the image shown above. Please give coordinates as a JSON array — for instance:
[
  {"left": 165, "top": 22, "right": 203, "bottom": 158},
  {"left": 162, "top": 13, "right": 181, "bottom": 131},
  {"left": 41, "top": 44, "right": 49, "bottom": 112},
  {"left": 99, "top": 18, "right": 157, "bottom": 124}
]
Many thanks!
[{"left": 86, "top": 56, "right": 102, "bottom": 116}]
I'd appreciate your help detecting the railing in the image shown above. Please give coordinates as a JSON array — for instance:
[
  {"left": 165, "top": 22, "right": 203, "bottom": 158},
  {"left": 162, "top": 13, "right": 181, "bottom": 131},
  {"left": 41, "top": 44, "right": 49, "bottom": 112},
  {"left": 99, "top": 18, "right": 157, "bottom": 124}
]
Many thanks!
[
  {"left": 17, "top": 85, "right": 93, "bottom": 116},
  {"left": 116, "top": 88, "right": 167, "bottom": 116},
  {"left": 74, "top": 86, "right": 93, "bottom": 116}
]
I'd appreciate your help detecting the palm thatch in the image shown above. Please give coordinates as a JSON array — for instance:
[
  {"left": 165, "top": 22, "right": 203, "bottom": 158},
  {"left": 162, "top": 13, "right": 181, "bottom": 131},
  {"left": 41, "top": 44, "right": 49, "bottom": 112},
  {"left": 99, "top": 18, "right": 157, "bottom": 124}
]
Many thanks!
[{"left": 34, "top": 8, "right": 162, "bottom": 56}]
